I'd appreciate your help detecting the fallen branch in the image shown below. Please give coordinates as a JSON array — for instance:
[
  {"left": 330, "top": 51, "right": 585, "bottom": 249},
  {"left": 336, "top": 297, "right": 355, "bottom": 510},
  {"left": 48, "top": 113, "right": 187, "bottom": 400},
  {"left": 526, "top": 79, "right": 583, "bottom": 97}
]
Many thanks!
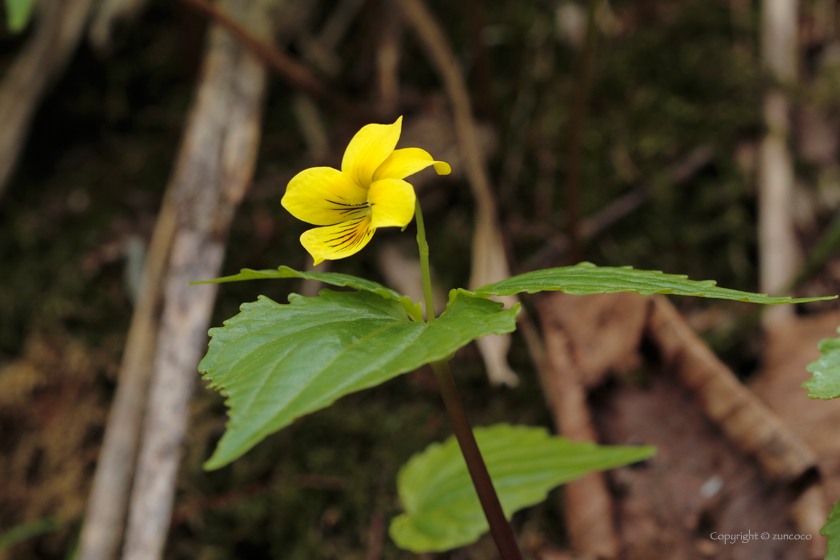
[
  {"left": 78, "top": 197, "right": 177, "bottom": 560},
  {"left": 535, "top": 292, "right": 650, "bottom": 558},
  {"left": 647, "top": 295, "right": 816, "bottom": 482},
  {"left": 648, "top": 294, "right": 826, "bottom": 556},
  {"left": 537, "top": 291, "right": 826, "bottom": 555},
  {"left": 539, "top": 319, "right": 618, "bottom": 558},
  {"left": 119, "top": 0, "right": 272, "bottom": 557}
]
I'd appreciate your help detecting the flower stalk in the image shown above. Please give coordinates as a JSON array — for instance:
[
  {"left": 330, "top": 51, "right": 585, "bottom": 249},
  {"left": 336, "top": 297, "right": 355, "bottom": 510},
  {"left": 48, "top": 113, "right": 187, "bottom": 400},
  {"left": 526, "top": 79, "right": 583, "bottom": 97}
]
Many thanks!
[{"left": 414, "top": 201, "right": 523, "bottom": 560}]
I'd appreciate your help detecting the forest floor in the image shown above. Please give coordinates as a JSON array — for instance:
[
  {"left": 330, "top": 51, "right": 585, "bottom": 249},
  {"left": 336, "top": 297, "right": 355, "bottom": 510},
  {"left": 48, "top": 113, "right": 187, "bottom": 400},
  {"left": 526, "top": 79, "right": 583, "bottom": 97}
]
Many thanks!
[{"left": 3, "top": 0, "right": 840, "bottom": 558}]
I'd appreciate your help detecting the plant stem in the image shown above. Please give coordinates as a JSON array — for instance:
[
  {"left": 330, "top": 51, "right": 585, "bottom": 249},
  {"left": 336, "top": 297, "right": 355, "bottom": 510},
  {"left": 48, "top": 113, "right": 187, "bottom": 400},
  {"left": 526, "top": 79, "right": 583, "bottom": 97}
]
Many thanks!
[
  {"left": 414, "top": 200, "right": 437, "bottom": 322},
  {"left": 430, "top": 361, "right": 523, "bottom": 560},
  {"left": 414, "top": 201, "right": 523, "bottom": 560}
]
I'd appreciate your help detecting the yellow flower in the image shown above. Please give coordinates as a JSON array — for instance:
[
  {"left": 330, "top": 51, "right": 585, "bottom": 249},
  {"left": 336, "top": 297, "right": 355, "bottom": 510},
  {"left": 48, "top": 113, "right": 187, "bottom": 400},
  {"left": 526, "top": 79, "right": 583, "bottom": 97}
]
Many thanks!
[{"left": 282, "top": 117, "right": 451, "bottom": 265}]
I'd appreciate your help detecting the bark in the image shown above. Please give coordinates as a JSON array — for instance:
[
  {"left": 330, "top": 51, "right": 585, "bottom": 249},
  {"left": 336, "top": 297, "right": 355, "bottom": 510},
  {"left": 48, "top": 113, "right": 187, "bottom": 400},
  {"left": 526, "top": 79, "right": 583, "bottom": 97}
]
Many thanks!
[
  {"left": 119, "top": 1, "right": 272, "bottom": 558},
  {"left": 0, "top": 0, "right": 96, "bottom": 200}
]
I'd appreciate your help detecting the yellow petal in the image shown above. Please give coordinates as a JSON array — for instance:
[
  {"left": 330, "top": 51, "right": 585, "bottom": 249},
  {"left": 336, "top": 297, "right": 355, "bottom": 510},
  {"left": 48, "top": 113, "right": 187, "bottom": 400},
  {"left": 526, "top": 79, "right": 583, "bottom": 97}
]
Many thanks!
[
  {"left": 369, "top": 179, "right": 416, "bottom": 229},
  {"left": 300, "top": 216, "right": 375, "bottom": 265},
  {"left": 372, "top": 148, "right": 452, "bottom": 182},
  {"left": 341, "top": 116, "right": 403, "bottom": 188},
  {"left": 282, "top": 167, "right": 369, "bottom": 226}
]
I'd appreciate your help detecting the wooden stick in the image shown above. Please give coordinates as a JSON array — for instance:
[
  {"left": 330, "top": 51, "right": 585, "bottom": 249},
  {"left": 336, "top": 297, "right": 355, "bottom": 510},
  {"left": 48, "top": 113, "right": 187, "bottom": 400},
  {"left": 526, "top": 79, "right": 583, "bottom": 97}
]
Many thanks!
[
  {"left": 77, "top": 198, "right": 176, "bottom": 560},
  {"left": 119, "top": 1, "right": 272, "bottom": 558},
  {"left": 0, "top": 0, "right": 96, "bottom": 200}
]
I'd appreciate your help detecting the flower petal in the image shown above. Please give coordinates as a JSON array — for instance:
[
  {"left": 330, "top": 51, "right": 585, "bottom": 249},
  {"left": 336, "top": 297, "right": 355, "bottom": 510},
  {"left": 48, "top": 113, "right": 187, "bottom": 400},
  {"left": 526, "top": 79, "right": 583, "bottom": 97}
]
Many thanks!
[
  {"left": 282, "top": 167, "right": 369, "bottom": 226},
  {"left": 369, "top": 179, "right": 416, "bottom": 229},
  {"left": 341, "top": 116, "right": 402, "bottom": 188},
  {"left": 372, "top": 148, "right": 452, "bottom": 182},
  {"left": 300, "top": 216, "right": 375, "bottom": 265}
]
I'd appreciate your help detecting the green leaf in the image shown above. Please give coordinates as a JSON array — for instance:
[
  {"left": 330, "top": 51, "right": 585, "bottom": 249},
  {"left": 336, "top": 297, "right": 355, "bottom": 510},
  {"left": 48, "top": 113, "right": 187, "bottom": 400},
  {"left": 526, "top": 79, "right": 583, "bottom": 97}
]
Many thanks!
[
  {"left": 0, "top": 517, "right": 61, "bottom": 552},
  {"left": 472, "top": 262, "right": 836, "bottom": 304},
  {"left": 803, "top": 327, "right": 840, "bottom": 399},
  {"left": 201, "top": 289, "right": 519, "bottom": 470},
  {"left": 193, "top": 265, "right": 423, "bottom": 321},
  {"left": 4, "top": 0, "right": 36, "bottom": 32},
  {"left": 822, "top": 499, "right": 840, "bottom": 560},
  {"left": 390, "top": 423, "right": 656, "bottom": 552}
]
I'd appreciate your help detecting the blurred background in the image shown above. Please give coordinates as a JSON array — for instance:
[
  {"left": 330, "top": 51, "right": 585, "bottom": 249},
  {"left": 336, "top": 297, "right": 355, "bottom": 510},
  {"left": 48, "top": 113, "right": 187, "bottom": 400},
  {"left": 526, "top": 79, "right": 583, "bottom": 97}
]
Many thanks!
[{"left": 2, "top": 0, "right": 840, "bottom": 558}]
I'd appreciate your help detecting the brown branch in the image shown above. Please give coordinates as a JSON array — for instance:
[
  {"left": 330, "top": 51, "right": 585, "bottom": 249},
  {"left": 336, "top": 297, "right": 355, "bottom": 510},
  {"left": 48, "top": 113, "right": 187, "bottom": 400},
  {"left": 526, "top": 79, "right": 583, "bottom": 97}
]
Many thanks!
[
  {"left": 537, "top": 291, "right": 825, "bottom": 556},
  {"left": 119, "top": 0, "right": 273, "bottom": 558},
  {"left": 647, "top": 295, "right": 816, "bottom": 482},
  {"left": 536, "top": 293, "right": 649, "bottom": 559},
  {"left": 396, "top": 0, "right": 497, "bottom": 218},
  {"left": 179, "top": 0, "right": 360, "bottom": 116}
]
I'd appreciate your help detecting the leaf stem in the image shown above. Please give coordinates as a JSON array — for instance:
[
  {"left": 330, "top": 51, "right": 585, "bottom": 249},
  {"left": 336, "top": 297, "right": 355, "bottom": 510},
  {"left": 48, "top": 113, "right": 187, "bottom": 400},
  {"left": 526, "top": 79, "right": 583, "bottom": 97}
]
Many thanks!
[{"left": 414, "top": 200, "right": 522, "bottom": 560}]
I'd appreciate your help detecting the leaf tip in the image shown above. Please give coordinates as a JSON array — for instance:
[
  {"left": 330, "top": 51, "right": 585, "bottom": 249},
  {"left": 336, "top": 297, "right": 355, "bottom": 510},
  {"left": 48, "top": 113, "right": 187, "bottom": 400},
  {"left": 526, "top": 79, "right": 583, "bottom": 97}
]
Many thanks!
[{"left": 202, "top": 456, "right": 227, "bottom": 471}]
